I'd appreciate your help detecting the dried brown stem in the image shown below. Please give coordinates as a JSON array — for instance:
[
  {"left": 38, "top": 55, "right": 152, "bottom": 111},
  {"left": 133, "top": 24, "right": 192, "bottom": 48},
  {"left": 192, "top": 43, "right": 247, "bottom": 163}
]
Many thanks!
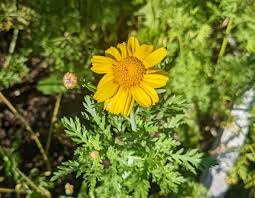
[{"left": 0, "top": 91, "right": 51, "bottom": 171}]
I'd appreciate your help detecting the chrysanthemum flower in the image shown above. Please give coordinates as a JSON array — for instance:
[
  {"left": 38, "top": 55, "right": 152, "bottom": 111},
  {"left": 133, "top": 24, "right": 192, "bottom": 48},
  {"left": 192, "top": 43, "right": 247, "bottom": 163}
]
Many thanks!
[{"left": 91, "top": 36, "right": 169, "bottom": 116}]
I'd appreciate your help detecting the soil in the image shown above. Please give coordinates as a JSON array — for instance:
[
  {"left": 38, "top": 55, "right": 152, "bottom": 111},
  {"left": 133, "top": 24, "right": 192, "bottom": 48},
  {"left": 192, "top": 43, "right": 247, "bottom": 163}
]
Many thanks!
[{"left": 0, "top": 61, "right": 84, "bottom": 197}]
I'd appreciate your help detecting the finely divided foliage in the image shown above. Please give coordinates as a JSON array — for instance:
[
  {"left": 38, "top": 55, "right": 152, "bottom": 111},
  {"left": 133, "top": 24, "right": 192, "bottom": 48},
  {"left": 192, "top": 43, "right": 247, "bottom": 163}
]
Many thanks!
[{"left": 52, "top": 96, "right": 205, "bottom": 197}]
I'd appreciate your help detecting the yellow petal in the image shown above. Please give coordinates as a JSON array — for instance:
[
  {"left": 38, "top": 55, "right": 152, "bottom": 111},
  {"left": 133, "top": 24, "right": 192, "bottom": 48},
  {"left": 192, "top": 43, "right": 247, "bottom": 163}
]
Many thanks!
[
  {"left": 143, "top": 73, "right": 169, "bottom": 88},
  {"left": 94, "top": 80, "right": 119, "bottom": 102},
  {"left": 127, "top": 36, "right": 139, "bottom": 56},
  {"left": 130, "top": 86, "right": 152, "bottom": 107},
  {"left": 97, "top": 73, "right": 114, "bottom": 90},
  {"left": 112, "top": 88, "right": 126, "bottom": 114},
  {"left": 134, "top": 44, "right": 154, "bottom": 60},
  {"left": 91, "top": 56, "right": 116, "bottom": 74},
  {"left": 117, "top": 42, "right": 127, "bottom": 59},
  {"left": 143, "top": 48, "right": 167, "bottom": 68},
  {"left": 123, "top": 91, "right": 135, "bottom": 116},
  {"left": 140, "top": 82, "right": 159, "bottom": 105},
  {"left": 104, "top": 87, "right": 133, "bottom": 115},
  {"left": 104, "top": 88, "right": 121, "bottom": 114},
  {"left": 105, "top": 47, "right": 122, "bottom": 61}
]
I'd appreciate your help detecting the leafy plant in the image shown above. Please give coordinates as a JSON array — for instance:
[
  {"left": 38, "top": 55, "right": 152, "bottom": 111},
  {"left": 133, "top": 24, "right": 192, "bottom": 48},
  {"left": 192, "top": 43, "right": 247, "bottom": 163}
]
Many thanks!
[
  {"left": 52, "top": 96, "right": 207, "bottom": 197},
  {"left": 137, "top": 0, "right": 255, "bottom": 148}
]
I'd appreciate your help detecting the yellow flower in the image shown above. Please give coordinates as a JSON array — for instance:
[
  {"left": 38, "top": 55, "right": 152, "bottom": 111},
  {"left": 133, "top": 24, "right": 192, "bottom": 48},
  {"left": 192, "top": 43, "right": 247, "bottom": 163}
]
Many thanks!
[{"left": 91, "top": 36, "right": 169, "bottom": 116}]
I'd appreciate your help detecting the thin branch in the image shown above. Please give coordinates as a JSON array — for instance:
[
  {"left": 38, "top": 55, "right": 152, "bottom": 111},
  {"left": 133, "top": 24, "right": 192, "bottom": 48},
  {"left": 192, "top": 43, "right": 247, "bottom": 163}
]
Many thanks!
[
  {"left": 0, "top": 91, "right": 51, "bottom": 171},
  {"left": 217, "top": 17, "right": 234, "bottom": 63},
  {"left": 3, "top": 29, "right": 19, "bottom": 68},
  {"left": 46, "top": 94, "right": 62, "bottom": 153},
  {"left": 16, "top": 170, "right": 51, "bottom": 197},
  {"left": 0, "top": 146, "right": 51, "bottom": 197},
  {"left": 0, "top": 187, "right": 26, "bottom": 194},
  {"left": 130, "top": 108, "right": 137, "bottom": 131},
  {"left": 177, "top": 35, "right": 184, "bottom": 58}
]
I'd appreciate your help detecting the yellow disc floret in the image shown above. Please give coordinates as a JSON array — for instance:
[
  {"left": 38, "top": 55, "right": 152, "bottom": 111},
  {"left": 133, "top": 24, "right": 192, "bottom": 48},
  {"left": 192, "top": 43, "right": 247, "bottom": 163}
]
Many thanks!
[{"left": 113, "top": 56, "right": 146, "bottom": 87}]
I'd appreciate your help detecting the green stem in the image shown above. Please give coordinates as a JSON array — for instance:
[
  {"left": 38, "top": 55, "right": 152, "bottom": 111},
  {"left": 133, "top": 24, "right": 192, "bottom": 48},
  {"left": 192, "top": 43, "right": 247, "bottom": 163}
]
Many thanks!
[
  {"left": 46, "top": 94, "right": 62, "bottom": 153},
  {"left": 16, "top": 170, "right": 51, "bottom": 197},
  {"left": 130, "top": 109, "right": 137, "bottom": 131},
  {"left": 177, "top": 35, "right": 183, "bottom": 58},
  {"left": 0, "top": 146, "right": 51, "bottom": 197},
  {"left": 3, "top": 29, "right": 19, "bottom": 68},
  {"left": 217, "top": 17, "right": 234, "bottom": 63},
  {"left": 0, "top": 187, "right": 26, "bottom": 194},
  {"left": 0, "top": 91, "right": 51, "bottom": 171}
]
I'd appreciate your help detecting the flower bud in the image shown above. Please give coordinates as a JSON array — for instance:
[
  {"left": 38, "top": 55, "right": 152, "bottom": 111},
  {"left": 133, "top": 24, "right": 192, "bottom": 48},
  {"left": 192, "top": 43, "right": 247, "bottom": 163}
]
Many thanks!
[
  {"left": 65, "top": 182, "right": 74, "bottom": 195},
  {"left": 90, "top": 151, "right": 100, "bottom": 160},
  {"left": 63, "top": 72, "right": 78, "bottom": 89}
]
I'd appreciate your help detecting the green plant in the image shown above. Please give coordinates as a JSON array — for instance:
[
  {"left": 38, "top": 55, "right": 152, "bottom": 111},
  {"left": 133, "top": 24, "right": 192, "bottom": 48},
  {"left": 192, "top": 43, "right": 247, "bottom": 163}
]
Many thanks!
[
  {"left": 52, "top": 95, "right": 208, "bottom": 197},
  {"left": 136, "top": 0, "right": 255, "bottom": 148}
]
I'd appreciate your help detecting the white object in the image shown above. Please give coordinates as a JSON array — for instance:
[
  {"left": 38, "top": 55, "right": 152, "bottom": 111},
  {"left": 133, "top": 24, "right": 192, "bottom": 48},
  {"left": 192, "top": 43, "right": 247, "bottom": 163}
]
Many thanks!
[{"left": 202, "top": 90, "right": 255, "bottom": 198}]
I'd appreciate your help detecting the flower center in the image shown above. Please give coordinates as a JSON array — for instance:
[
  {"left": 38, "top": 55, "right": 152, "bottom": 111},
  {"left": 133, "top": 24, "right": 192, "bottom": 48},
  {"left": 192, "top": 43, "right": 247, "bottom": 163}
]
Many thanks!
[{"left": 113, "top": 56, "right": 146, "bottom": 87}]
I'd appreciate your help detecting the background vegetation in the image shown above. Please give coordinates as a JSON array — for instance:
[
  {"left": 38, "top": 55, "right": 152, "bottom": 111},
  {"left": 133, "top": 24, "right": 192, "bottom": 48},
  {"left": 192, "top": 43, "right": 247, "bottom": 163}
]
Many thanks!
[{"left": 0, "top": 0, "right": 255, "bottom": 197}]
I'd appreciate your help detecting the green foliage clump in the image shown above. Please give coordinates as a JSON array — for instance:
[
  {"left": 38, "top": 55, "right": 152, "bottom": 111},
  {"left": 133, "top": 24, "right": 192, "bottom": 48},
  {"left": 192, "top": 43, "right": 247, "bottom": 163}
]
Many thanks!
[
  {"left": 52, "top": 96, "right": 207, "bottom": 197},
  {"left": 0, "top": 0, "right": 34, "bottom": 88},
  {"left": 137, "top": 0, "right": 255, "bottom": 146},
  {"left": 0, "top": 0, "right": 139, "bottom": 90}
]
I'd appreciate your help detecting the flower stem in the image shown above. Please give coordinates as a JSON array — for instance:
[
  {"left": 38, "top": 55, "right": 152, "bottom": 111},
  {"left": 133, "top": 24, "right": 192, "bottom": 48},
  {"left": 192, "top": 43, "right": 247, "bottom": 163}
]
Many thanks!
[
  {"left": 46, "top": 93, "right": 62, "bottom": 153},
  {"left": 130, "top": 109, "right": 137, "bottom": 131},
  {"left": 0, "top": 91, "right": 51, "bottom": 171},
  {"left": 0, "top": 187, "right": 26, "bottom": 194},
  {"left": 0, "top": 146, "right": 51, "bottom": 197},
  {"left": 16, "top": 170, "right": 51, "bottom": 197},
  {"left": 177, "top": 35, "right": 184, "bottom": 58},
  {"left": 217, "top": 17, "right": 234, "bottom": 63},
  {"left": 3, "top": 29, "right": 19, "bottom": 68}
]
